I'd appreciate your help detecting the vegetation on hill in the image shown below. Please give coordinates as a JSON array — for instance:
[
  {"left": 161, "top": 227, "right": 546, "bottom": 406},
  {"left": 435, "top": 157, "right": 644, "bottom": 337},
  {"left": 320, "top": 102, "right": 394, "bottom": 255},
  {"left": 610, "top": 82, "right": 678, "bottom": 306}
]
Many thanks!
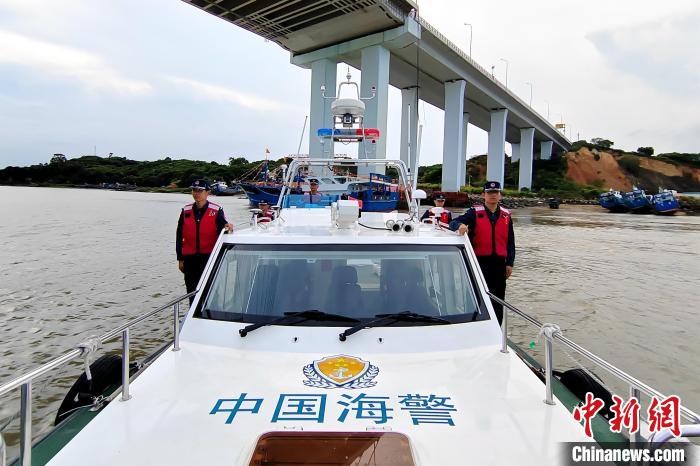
[
  {"left": 0, "top": 154, "right": 287, "bottom": 188},
  {"left": 2, "top": 141, "right": 698, "bottom": 199}
]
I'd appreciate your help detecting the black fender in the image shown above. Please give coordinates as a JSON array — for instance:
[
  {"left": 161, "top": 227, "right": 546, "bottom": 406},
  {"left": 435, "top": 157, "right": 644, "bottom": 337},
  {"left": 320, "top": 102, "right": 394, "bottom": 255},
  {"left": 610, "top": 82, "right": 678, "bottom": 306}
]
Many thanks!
[
  {"left": 555, "top": 368, "right": 614, "bottom": 419},
  {"left": 54, "top": 354, "right": 123, "bottom": 425}
]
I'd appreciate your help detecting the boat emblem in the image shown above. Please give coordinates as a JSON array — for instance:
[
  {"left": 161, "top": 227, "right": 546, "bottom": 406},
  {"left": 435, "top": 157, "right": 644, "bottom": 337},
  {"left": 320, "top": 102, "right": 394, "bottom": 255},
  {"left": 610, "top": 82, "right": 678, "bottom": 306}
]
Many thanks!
[{"left": 303, "top": 355, "right": 379, "bottom": 389}]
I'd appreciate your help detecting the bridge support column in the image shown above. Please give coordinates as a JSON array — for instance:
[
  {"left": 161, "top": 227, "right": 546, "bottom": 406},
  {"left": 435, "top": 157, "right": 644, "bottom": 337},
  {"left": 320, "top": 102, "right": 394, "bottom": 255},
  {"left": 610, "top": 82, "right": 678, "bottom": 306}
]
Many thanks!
[
  {"left": 487, "top": 109, "right": 508, "bottom": 185},
  {"left": 441, "top": 80, "right": 466, "bottom": 192},
  {"left": 460, "top": 113, "right": 470, "bottom": 187},
  {"left": 360, "top": 45, "right": 390, "bottom": 174},
  {"left": 518, "top": 128, "right": 535, "bottom": 191},
  {"left": 309, "top": 59, "right": 337, "bottom": 158},
  {"left": 541, "top": 140, "right": 553, "bottom": 160},
  {"left": 400, "top": 86, "right": 418, "bottom": 181},
  {"left": 511, "top": 143, "right": 520, "bottom": 163}
]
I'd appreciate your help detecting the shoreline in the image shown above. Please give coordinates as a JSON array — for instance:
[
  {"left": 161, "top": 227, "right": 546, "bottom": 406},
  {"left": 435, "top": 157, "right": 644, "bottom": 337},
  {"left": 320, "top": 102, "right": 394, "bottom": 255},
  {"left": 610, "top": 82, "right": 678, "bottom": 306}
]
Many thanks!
[{"left": 3, "top": 183, "right": 699, "bottom": 214}]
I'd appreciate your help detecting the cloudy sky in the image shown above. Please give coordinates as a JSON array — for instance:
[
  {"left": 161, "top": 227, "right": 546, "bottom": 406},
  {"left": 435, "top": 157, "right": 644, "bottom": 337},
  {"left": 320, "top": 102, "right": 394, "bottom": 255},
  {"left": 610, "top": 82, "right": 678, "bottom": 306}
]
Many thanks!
[{"left": 0, "top": 0, "right": 698, "bottom": 168}]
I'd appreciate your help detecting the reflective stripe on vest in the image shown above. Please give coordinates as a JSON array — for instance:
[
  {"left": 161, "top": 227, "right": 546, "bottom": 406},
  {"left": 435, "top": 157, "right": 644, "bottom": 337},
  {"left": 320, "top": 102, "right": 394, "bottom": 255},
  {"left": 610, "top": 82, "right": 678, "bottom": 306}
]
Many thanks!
[
  {"left": 472, "top": 205, "right": 510, "bottom": 258},
  {"left": 181, "top": 202, "right": 221, "bottom": 256}
]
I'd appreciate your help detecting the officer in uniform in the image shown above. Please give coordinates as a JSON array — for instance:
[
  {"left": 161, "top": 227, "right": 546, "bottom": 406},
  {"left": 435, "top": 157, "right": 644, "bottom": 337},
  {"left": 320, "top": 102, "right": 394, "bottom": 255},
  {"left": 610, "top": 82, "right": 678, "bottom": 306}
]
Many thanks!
[
  {"left": 257, "top": 200, "right": 275, "bottom": 221},
  {"left": 421, "top": 194, "right": 453, "bottom": 223},
  {"left": 306, "top": 180, "right": 323, "bottom": 203},
  {"left": 176, "top": 180, "right": 233, "bottom": 299},
  {"left": 449, "top": 181, "right": 515, "bottom": 325}
]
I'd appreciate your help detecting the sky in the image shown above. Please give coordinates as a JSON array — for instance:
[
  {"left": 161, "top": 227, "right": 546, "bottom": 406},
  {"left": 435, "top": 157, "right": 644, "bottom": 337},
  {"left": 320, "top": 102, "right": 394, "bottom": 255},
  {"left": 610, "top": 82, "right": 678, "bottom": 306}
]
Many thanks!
[{"left": 0, "top": 0, "right": 698, "bottom": 168}]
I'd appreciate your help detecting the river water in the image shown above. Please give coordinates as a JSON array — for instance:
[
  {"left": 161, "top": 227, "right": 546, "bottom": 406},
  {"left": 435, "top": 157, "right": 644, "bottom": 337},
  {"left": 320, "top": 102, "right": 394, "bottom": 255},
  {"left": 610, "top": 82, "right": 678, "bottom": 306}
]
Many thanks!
[{"left": 1, "top": 186, "right": 699, "bottom": 451}]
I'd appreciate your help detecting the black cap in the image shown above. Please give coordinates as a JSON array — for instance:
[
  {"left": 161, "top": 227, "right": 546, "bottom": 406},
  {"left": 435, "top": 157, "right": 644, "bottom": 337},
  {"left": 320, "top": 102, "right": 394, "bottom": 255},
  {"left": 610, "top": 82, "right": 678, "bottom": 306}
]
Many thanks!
[
  {"left": 190, "top": 179, "right": 210, "bottom": 190},
  {"left": 309, "top": 180, "right": 319, "bottom": 185},
  {"left": 483, "top": 181, "right": 502, "bottom": 192},
  {"left": 258, "top": 200, "right": 269, "bottom": 205},
  {"left": 434, "top": 194, "right": 446, "bottom": 201}
]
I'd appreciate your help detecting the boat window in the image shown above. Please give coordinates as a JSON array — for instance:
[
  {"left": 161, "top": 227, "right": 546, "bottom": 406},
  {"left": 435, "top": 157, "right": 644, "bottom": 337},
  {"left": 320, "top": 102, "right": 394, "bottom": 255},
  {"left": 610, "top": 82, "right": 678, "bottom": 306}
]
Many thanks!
[
  {"left": 320, "top": 177, "right": 335, "bottom": 184},
  {"left": 198, "top": 244, "right": 485, "bottom": 325}
]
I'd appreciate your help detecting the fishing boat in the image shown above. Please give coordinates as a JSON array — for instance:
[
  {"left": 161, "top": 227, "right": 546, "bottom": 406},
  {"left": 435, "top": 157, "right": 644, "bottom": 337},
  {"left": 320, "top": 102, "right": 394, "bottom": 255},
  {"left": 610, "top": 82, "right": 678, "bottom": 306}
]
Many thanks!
[
  {"left": 598, "top": 190, "right": 628, "bottom": 212},
  {"left": 652, "top": 190, "right": 680, "bottom": 215},
  {"left": 622, "top": 188, "right": 653, "bottom": 213},
  {"left": 2, "top": 156, "right": 698, "bottom": 466},
  {"left": 210, "top": 181, "right": 243, "bottom": 196}
]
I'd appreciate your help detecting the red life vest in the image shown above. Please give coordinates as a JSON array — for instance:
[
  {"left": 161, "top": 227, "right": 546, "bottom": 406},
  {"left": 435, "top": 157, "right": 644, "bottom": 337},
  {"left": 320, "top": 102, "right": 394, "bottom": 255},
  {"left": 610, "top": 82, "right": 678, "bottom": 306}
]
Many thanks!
[
  {"left": 181, "top": 201, "right": 222, "bottom": 256},
  {"left": 471, "top": 204, "right": 510, "bottom": 258}
]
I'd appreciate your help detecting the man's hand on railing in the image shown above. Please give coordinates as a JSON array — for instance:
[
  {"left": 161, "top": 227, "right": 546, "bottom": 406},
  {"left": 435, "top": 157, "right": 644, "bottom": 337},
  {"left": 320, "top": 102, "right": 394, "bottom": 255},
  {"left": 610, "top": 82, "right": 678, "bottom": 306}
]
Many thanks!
[
  {"left": 224, "top": 223, "right": 233, "bottom": 233},
  {"left": 457, "top": 224, "right": 468, "bottom": 235}
]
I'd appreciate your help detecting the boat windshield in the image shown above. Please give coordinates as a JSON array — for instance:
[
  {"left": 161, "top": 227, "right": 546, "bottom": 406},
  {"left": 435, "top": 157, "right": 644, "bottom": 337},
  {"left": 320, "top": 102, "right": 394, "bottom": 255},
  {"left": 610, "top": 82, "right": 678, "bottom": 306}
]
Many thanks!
[{"left": 198, "top": 244, "right": 486, "bottom": 325}]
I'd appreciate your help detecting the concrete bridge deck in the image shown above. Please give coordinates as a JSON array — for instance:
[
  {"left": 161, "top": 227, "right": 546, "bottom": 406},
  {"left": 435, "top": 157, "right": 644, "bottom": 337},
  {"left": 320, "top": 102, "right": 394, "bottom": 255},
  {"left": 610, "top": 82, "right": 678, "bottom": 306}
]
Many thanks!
[{"left": 183, "top": 0, "right": 570, "bottom": 189}]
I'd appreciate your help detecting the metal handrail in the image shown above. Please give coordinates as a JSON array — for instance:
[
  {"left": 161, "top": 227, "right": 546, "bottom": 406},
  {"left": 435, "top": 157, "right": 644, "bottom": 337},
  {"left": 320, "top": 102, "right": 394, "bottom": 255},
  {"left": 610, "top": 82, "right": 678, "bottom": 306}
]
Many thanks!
[
  {"left": 490, "top": 292, "right": 700, "bottom": 427},
  {"left": 0, "top": 290, "right": 196, "bottom": 466}
]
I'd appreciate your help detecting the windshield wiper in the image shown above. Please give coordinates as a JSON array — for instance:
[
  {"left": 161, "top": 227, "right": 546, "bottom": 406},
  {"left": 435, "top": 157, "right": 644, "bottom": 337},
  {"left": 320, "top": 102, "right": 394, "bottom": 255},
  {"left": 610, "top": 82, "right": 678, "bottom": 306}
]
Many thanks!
[
  {"left": 338, "top": 311, "right": 450, "bottom": 341},
  {"left": 239, "top": 310, "right": 359, "bottom": 337}
]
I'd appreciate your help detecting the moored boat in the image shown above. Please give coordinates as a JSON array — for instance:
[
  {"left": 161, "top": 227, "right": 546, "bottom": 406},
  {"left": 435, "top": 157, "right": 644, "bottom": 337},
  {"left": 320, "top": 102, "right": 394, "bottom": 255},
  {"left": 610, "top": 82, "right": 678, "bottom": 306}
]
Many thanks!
[
  {"left": 598, "top": 190, "right": 628, "bottom": 212},
  {"left": 622, "top": 188, "right": 653, "bottom": 213},
  {"left": 210, "top": 181, "right": 243, "bottom": 196},
  {"left": 652, "top": 190, "right": 680, "bottom": 215}
]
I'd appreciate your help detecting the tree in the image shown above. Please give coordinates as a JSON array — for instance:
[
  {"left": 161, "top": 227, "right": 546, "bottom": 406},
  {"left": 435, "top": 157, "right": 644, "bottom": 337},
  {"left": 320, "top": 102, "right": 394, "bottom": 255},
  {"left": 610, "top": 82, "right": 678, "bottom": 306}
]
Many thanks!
[
  {"left": 590, "top": 138, "right": 614, "bottom": 149},
  {"left": 637, "top": 147, "right": 654, "bottom": 156},
  {"left": 50, "top": 153, "right": 67, "bottom": 164}
]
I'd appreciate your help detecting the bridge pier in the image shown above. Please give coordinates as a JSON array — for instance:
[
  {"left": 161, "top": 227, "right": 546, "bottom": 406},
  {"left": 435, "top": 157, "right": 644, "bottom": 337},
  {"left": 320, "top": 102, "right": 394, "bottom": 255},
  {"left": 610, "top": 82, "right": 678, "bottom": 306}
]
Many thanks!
[
  {"left": 359, "top": 45, "right": 390, "bottom": 175},
  {"left": 487, "top": 109, "right": 508, "bottom": 185},
  {"left": 309, "top": 59, "right": 337, "bottom": 158},
  {"left": 441, "top": 80, "right": 467, "bottom": 192},
  {"left": 518, "top": 128, "right": 535, "bottom": 191},
  {"left": 511, "top": 143, "right": 520, "bottom": 163},
  {"left": 541, "top": 140, "right": 553, "bottom": 160},
  {"left": 460, "top": 112, "right": 470, "bottom": 187},
  {"left": 400, "top": 86, "right": 419, "bottom": 182}
]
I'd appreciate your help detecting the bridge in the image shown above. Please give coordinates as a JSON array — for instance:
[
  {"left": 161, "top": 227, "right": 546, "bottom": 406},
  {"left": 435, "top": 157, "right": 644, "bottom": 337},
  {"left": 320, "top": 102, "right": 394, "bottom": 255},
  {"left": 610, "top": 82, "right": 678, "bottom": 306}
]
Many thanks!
[{"left": 182, "top": 0, "right": 571, "bottom": 191}]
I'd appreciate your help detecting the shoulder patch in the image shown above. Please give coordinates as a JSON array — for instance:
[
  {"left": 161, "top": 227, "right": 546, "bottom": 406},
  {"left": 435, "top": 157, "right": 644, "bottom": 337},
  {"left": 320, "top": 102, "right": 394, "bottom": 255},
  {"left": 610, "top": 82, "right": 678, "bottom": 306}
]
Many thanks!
[
  {"left": 501, "top": 207, "right": 511, "bottom": 215},
  {"left": 183, "top": 204, "right": 193, "bottom": 211},
  {"left": 473, "top": 205, "right": 485, "bottom": 211}
]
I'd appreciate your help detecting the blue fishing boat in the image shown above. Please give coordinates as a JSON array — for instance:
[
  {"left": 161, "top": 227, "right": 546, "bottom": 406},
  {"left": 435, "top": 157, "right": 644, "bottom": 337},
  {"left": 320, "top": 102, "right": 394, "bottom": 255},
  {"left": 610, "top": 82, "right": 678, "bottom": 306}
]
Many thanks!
[
  {"left": 598, "top": 190, "right": 628, "bottom": 212},
  {"left": 347, "top": 173, "right": 400, "bottom": 212},
  {"left": 622, "top": 189, "right": 653, "bottom": 213},
  {"left": 652, "top": 190, "right": 680, "bottom": 215},
  {"left": 239, "top": 181, "right": 283, "bottom": 205}
]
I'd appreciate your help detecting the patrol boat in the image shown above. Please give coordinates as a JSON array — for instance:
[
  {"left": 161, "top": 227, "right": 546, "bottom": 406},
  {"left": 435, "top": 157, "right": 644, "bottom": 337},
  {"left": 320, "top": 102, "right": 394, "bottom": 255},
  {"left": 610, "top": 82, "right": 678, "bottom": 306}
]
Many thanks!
[{"left": 2, "top": 156, "right": 699, "bottom": 466}]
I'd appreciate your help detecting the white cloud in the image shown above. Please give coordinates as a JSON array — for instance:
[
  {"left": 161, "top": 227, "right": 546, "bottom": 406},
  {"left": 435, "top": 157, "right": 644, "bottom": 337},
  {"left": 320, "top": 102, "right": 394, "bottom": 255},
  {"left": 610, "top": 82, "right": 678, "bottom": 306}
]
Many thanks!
[
  {"left": 0, "top": 29, "right": 151, "bottom": 95},
  {"left": 166, "top": 75, "right": 291, "bottom": 112}
]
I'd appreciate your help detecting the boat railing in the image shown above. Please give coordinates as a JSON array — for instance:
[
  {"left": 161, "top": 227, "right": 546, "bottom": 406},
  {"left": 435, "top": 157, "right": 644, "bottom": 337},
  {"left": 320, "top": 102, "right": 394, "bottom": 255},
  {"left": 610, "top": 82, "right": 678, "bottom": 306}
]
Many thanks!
[
  {"left": 277, "top": 158, "right": 415, "bottom": 214},
  {"left": 491, "top": 292, "right": 700, "bottom": 447},
  {"left": 0, "top": 290, "right": 196, "bottom": 466}
]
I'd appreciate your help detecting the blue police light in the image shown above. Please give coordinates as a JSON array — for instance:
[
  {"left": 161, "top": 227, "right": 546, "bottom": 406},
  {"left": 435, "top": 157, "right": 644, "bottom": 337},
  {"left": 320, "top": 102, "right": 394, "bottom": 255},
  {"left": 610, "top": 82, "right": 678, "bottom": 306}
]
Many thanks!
[{"left": 317, "top": 128, "right": 333, "bottom": 137}]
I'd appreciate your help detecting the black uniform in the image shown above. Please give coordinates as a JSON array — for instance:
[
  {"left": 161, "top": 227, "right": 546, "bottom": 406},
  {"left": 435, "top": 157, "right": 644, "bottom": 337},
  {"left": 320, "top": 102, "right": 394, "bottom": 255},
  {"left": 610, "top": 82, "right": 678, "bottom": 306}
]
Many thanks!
[
  {"left": 449, "top": 205, "right": 515, "bottom": 324},
  {"left": 176, "top": 201, "right": 229, "bottom": 300}
]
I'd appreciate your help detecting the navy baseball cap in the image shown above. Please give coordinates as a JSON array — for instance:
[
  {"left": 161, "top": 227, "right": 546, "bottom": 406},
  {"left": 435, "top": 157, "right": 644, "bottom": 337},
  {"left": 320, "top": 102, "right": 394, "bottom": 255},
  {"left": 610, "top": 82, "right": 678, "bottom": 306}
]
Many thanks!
[
  {"left": 434, "top": 194, "right": 446, "bottom": 201},
  {"left": 258, "top": 200, "right": 269, "bottom": 205},
  {"left": 483, "top": 181, "right": 502, "bottom": 192},
  {"left": 309, "top": 180, "right": 319, "bottom": 185},
  {"left": 190, "top": 179, "right": 210, "bottom": 190}
]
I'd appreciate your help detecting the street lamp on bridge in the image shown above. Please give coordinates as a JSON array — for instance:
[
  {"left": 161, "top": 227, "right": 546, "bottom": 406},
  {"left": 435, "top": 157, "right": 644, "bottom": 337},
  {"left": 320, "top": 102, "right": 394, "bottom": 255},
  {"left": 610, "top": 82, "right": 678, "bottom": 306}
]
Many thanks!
[
  {"left": 499, "top": 58, "right": 509, "bottom": 87},
  {"left": 463, "top": 23, "right": 472, "bottom": 57}
]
